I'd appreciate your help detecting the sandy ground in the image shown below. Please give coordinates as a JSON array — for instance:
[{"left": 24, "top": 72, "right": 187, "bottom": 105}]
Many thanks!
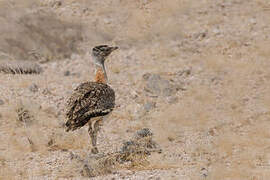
[{"left": 1, "top": 0, "right": 270, "bottom": 179}]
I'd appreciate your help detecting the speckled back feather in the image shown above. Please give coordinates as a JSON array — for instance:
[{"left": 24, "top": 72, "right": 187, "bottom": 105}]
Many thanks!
[{"left": 65, "top": 82, "right": 115, "bottom": 132}]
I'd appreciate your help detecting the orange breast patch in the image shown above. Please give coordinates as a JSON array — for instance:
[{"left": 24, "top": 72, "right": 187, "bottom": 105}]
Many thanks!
[{"left": 95, "top": 68, "right": 106, "bottom": 83}]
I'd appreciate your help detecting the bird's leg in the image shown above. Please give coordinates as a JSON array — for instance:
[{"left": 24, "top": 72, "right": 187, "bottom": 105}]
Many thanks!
[
  {"left": 88, "top": 120, "right": 98, "bottom": 154},
  {"left": 88, "top": 118, "right": 103, "bottom": 154},
  {"left": 94, "top": 118, "right": 103, "bottom": 134}
]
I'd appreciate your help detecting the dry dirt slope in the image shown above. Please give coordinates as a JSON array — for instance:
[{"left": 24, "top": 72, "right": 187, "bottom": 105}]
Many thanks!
[{"left": 0, "top": 0, "right": 270, "bottom": 179}]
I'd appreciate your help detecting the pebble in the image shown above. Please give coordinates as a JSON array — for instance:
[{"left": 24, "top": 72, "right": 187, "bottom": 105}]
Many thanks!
[
  {"left": 250, "top": 18, "right": 256, "bottom": 24},
  {"left": 51, "top": 0, "right": 62, "bottom": 8},
  {"left": 135, "top": 128, "right": 153, "bottom": 138},
  {"left": 143, "top": 73, "right": 177, "bottom": 97},
  {"left": 166, "top": 96, "right": 178, "bottom": 104},
  {"left": 42, "top": 88, "right": 52, "bottom": 95},
  {"left": 29, "top": 84, "right": 39, "bottom": 93},
  {"left": 213, "top": 28, "right": 220, "bottom": 35},
  {"left": 200, "top": 167, "right": 208, "bottom": 178},
  {"left": 64, "top": 70, "right": 71, "bottom": 76},
  {"left": 144, "top": 101, "right": 156, "bottom": 112}
]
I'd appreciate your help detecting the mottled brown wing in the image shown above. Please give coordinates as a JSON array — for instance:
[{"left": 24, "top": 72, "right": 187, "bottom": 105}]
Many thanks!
[{"left": 65, "top": 82, "right": 115, "bottom": 131}]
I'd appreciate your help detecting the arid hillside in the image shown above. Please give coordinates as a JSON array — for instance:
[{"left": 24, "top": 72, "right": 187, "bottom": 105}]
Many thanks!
[{"left": 1, "top": 0, "right": 270, "bottom": 179}]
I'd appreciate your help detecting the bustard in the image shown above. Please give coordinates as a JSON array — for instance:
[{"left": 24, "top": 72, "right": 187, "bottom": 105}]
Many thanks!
[{"left": 65, "top": 45, "right": 118, "bottom": 154}]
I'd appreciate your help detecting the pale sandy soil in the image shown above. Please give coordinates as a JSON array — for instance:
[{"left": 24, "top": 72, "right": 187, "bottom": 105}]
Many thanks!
[{"left": 1, "top": 0, "right": 270, "bottom": 179}]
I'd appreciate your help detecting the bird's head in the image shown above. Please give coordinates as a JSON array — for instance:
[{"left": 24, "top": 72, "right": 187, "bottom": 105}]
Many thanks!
[{"left": 92, "top": 45, "right": 118, "bottom": 66}]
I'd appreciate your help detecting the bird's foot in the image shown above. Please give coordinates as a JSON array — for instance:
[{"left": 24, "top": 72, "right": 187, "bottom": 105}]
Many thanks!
[{"left": 91, "top": 147, "right": 99, "bottom": 154}]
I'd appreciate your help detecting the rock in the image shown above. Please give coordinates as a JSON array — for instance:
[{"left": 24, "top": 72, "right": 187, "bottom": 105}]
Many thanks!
[
  {"left": 64, "top": 70, "right": 80, "bottom": 77},
  {"left": 71, "top": 53, "right": 81, "bottom": 60},
  {"left": 143, "top": 101, "right": 156, "bottom": 112},
  {"left": 213, "top": 28, "right": 220, "bottom": 35},
  {"left": 64, "top": 70, "right": 71, "bottom": 76},
  {"left": 168, "top": 136, "right": 175, "bottom": 142},
  {"left": 200, "top": 167, "right": 208, "bottom": 178},
  {"left": 0, "top": 99, "right": 4, "bottom": 105},
  {"left": 249, "top": 18, "right": 256, "bottom": 24},
  {"left": 51, "top": 0, "right": 62, "bottom": 8},
  {"left": 121, "top": 128, "right": 162, "bottom": 154},
  {"left": 166, "top": 96, "right": 178, "bottom": 104},
  {"left": 29, "top": 84, "right": 39, "bottom": 93},
  {"left": 143, "top": 73, "right": 177, "bottom": 97},
  {"left": 135, "top": 128, "right": 153, "bottom": 139},
  {"left": 42, "top": 88, "right": 52, "bottom": 95},
  {"left": 177, "top": 68, "right": 191, "bottom": 77}
]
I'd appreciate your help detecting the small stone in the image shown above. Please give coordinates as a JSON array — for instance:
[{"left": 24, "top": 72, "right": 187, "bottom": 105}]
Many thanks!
[
  {"left": 200, "top": 167, "right": 208, "bottom": 178},
  {"left": 29, "top": 84, "right": 39, "bottom": 93},
  {"left": 143, "top": 73, "right": 177, "bottom": 97},
  {"left": 142, "top": 73, "right": 151, "bottom": 80},
  {"left": 143, "top": 101, "right": 156, "bottom": 112},
  {"left": 64, "top": 70, "right": 70, "bottom": 76},
  {"left": 104, "top": 18, "right": 112, "bottom": 24},
  {"left": 135, "top": 128, "right": 153, "bottom": 139},
  {"left": 70, "top": 53, "right": 78, "bottom": 60},
  {"left": 163, "top": 87, "right": 175, "bottom": 97},
  {"left": 213, "top": 28, "right": 220, "bottom": 35},
  {"left": 47, "top": 139, "right": 54, "bottom": 146},
  {"left": 0, "top": 99, "right": 4, "bottom": 105},
  {"left": 177, "top": 68, "right": 191, "bottom": 76},
  {"left": 83, "top": 8, "right": 90, "bottom": 14},
  {"left": 42, "top": 88, "right": 52, "bottom": 95},
  {"left": 250, "top": 18, "right": 256, "bottom": 24},
  {"left": 51, "top": 0, "right": 62, "bottom": 8},
  {"left": 168, "top": 136, "right": 175, "bottom": 142},
  {"left": 167, "top": 96, "right": 178, "bottom": 104}
]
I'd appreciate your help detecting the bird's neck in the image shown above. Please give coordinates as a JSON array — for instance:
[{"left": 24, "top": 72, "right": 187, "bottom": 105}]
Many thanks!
[{"left": 94, "top": 64, "right": 107, "bottom": 83}]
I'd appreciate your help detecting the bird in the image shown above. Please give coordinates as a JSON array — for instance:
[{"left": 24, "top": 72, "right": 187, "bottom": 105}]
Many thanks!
[{"left": 65, "top": 45, "right": 118, "bottom": 154}]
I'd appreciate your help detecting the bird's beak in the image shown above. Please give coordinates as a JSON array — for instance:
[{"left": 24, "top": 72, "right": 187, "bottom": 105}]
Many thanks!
[{"left": 111, "top": 46, "right": 119, "bottom": 51}]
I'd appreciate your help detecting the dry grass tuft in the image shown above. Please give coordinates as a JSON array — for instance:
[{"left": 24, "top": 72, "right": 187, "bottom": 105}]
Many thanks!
[
  {"left": 16, "top": 104, "right": 35, "bottom": 126},
  {"left": 79, "top": 128, "right": 162, "bottom": 177},
  {"left": 0, "top": 60, "right": 42, "bottom": 74}
]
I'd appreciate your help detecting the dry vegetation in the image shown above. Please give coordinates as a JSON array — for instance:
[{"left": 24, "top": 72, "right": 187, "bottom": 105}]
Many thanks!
[
  {"left": 0, "top": 60, "right": 42, "bottom": 74},
  {"left": 1, "top": 0, "right": 270, "bottom": 179}
]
